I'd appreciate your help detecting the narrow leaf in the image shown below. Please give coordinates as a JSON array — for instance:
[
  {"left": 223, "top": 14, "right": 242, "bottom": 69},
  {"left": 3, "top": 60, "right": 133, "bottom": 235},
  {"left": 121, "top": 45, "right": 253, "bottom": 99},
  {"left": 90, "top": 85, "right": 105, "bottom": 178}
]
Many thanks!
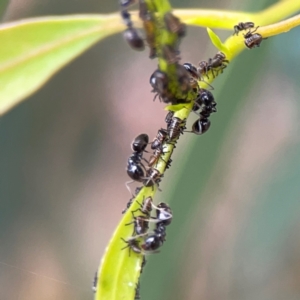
[
  {"left": 0, "top": 14, "right": 122, "bottom": 115},
  {"left": 95, "top": 187, "right": 156, "bottom": 300},
  {"left": 207, "top": 27, "right": 230, "bottom": 55}
]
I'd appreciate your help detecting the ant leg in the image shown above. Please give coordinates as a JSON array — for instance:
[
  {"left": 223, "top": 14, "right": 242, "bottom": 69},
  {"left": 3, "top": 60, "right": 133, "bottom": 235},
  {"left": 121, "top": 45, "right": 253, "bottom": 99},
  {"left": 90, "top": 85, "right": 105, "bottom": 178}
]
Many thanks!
[{"left": 125, "top": 180, "right": 135, "bottom": 197}]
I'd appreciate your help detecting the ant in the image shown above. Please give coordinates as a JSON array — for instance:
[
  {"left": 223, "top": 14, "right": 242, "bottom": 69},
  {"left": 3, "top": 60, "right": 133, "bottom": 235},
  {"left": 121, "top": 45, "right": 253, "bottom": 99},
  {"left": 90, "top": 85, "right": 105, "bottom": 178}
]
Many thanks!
[
  {"left": 150, "top": 70, "right": 177, "bottom": 103},
  {"left": 126, "top": 134, "right": 149, "bottom": 193},
  {"left": 198, "top": 52, "right": 229, "bottom": 78},
  {"left": 121, "top": 9, "right": 145, "bottom": 51},
  {"left": 192, "top": 117, "right": 211, "bottom": 135},
  {"left": 233, "top": 22, "right": 256, "bottom": 35},
  {"left": 192, "top": 89, "right": 217, "bottom": 114}
]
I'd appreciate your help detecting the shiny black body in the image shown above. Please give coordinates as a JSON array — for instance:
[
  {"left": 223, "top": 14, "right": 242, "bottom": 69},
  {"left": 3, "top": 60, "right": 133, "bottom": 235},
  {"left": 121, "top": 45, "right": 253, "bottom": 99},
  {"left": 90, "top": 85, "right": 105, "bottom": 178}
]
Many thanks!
[
  {"left": 131, "top": 133, "right": 149, "bottom": 152},
  {"left": 123, "top": 27, "right": 145, "bottom": 51},
  {"left": 192, "top": 117, "right": 211, "bottom": 135},
  {"left": 244, "top": 31, "right": 263, "bottom": 49}
]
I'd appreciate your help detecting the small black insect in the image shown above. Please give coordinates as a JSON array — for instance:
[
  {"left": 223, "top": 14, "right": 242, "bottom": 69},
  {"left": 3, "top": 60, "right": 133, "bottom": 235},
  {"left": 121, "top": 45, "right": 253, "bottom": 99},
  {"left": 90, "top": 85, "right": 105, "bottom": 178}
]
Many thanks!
[
  {"left": 244, "top": 30, "right": 264, "bottom": 49},
  {"left": 193, "top": 89, "right": 217, "bottom": 114},
  {"left": 233, "top": 22, "right": 255, "bottom": 35},
  {"left": 126, "top": 134, "right": 149, "bottom": 193},
  {"left": 198, "top": 52, "right": 229, "bottom": 78}
]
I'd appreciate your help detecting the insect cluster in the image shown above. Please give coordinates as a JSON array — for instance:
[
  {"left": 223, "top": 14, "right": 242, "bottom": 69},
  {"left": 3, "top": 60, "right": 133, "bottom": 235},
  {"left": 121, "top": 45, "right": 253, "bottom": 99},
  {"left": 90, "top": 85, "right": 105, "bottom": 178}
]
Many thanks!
[{"left": 93, "top": 2, "right": 268, "bottom": 296}]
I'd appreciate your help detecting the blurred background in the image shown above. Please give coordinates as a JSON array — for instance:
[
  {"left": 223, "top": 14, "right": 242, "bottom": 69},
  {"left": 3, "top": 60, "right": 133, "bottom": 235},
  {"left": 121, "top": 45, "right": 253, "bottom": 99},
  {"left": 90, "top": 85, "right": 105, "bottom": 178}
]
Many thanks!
[{"left": 1, "top": 0, "right": 300, "bottom": 299}]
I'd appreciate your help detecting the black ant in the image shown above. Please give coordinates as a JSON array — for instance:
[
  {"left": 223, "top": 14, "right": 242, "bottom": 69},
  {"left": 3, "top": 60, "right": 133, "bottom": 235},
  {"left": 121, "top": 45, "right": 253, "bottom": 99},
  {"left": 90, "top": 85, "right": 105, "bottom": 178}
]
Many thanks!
[
  {"left": 191, "top": 117, "right": 211, "bottom": 135},
  {"left": 120, "top": 2, "right": 145, "bottom": 51},
  {"left": 150, "top": 70, "right": 176, "bottom": 103},
  {"left": 121, "top": 9, "right": 145, "bottom": 51},
  {"left": 193, "top": 89, "right": 217, "bottom": 114},
  {"left": 126, "top": 134, "right": 149, "bottom": 193},
  {"left": 233, "top": 22, "right": 255, "bottom": 35},
  {"left": 198, "top": 52, "right": 229, "bottom": 78}
]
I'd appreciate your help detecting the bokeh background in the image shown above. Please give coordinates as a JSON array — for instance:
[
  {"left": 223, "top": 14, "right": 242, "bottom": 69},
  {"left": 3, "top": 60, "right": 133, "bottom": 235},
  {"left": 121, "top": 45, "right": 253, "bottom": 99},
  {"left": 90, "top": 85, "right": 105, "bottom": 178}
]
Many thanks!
[{"left": 1, "top": 0, "right": 300, "bottom": 299}]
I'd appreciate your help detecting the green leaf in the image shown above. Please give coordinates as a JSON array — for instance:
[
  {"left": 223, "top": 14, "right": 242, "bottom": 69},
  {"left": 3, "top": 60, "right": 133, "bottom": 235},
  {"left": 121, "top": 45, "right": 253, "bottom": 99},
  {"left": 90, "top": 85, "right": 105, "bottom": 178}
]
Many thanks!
[
  {"left": 95, "top": 187, "right": 156, "bottom": 300},
  {"left": 207, "top": 27, "right": 230, "bottom": 56},
  {"left": 0, "top": 14, "right": 122, "bottom": 115}
]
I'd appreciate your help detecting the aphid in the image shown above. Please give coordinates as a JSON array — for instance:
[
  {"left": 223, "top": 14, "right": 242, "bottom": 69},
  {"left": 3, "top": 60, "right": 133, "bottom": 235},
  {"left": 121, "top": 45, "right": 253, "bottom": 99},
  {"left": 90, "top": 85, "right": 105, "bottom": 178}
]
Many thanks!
[
  {"left": 123, "top": 27, "right": 145, "bottom": 51},
  {"left": 176, "top": 64, "right": 191, "bottom": 93},
  {"left": 134, "top": 196, "right": 153, "bottom": 216},
  {"left": 131, "top": 133, "right": 149, "bottom": 153},
  {"left": 151, "top": 128, "right": 169, "bottom": 150},
  {"left": 192, "top": 117, "right": 211, "bottom": 135},
  {"left": 164, "top": 12, "right": 186, "bottom": 37},
  {"left": 92, "top": 271, "right": 98, "bottom": 293},
  {"left": 148, "top": 146, "right": 168, "bottom": 168},
  {"left": 162, "top": 45, "right": 180, "bottom": 64},
  {"left": 165, "top": 111, "right": 174, "bottom": 125},
  {"left": 198, "top": 52, "right": 229, "bottom": 78},
  {"left": 139, "top": 1, "right": 157, "bottom": 58},
  {"left": 193, "top": 89, "right": 217, "bottom": 113},
  {"left": 143, "top": 168, "right": 162, "bottom": 187},
  {"left": 244, "top": 30, "right": 264, "bottom": 49},
  {"left": 167, "top": 117, "right": 186, "bottom": 141},
  {"left": 126, "top": 215, "right": 149, "bottom": 236},
  {"left": 233, "top": 22, "right": 255, "bottom": 35}
]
